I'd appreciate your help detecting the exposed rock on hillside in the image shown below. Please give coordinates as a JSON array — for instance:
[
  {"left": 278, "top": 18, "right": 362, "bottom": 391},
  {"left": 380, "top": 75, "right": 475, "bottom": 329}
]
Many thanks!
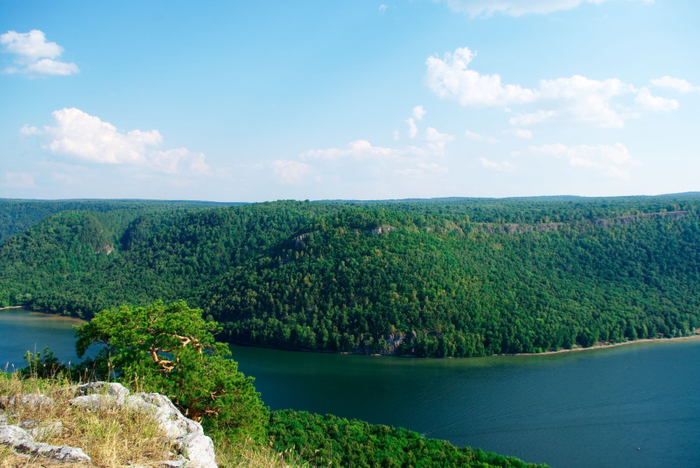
[{"left": 0, "top": 382, "right": 217, "bottom": 468}]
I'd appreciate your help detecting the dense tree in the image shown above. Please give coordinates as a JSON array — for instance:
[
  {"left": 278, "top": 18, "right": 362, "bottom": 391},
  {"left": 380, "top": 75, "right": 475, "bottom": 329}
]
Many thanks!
[
  {"left": 2, "top": 195, "right": 700, "bottom": 357},
  {"left": 268, "top": 410, "right": 549, "bottom": 467},
  {"left": 75, "top": 300, "right": 269, "bottom": 441}
]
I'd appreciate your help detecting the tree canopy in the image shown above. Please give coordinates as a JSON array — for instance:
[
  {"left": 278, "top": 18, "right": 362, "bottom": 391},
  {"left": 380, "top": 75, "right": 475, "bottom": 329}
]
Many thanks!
[
  {"left": 75, "top": 300, "right": 269, "bottom": 441},
  {"left": 2, "top": 195, "right": 700, "bottom": 357}
]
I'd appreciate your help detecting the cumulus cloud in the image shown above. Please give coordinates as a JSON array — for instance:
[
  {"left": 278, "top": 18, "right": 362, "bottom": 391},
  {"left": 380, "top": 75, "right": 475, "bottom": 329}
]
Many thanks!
[
  {"left": 412, "top": 105, "right": 427, "bottom": 120},
  {"left": 634, "top": 87, "right": 679, "bottom": 112},
  {"left": 425, "top": 127, "right": 455, "bottom": 155},
  {"left": 1, "top": 30, "right": 78, "bottom": 75},
  {"left": 650, "top": 76, "right": 699, "bottom": 93},
  {"left": 537, "top": 75, "right": 635, "bottom": 128},
  {"left": 508, "top": 110, "right": 556, "bottom": 126},
  {"left": 272, "top": 160, "right": 315, "bottom": 184},
  {"left": 465, "top": 130, "right": 498, "bottom": 144},
  {"left": 4, "top": 172, "right": 38, "bottom": 188},
  {"left": 293, "top": 135, "right": 453, "bottom": 186},
  {"left": 479, "top": 157, "right": 515, "bottom": 172},
  {"left": 437, "top": 0, "right": 649, "bottom": 17},
  {"left": 530, "top": 142, "right": 640, "bottom": 179},
  {"left": 515, "top": 129, "right": 533, "bottom": 138},
  {"left": 427, "top": 47, "right": 680, "bottom": 129},
  {"left": 395, "top": 162, "right": 448, "bottom": 177},
  {"left": 406, "top": 117, "right": 418, "bottom": 138},
  {"left": 301, "top": 140, "right": 402, "bottom": 162},
  {"left": 425, "top": 47, "right": 535, "bottom": 107},
  {"left": 22, "top": 108, "right": 209, "bottom": 174}
]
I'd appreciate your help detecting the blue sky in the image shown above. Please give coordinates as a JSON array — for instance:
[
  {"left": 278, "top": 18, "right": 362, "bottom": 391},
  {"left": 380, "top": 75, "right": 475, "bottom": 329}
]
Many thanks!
[{"left": 1, "top": 0, "right": 698, "bottom": 202}]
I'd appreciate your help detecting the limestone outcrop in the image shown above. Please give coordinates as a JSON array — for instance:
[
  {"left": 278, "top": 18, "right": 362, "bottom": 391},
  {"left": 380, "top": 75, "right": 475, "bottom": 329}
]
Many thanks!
[{"left": 0, "top": 382, "right": 218, "bottom": 468}]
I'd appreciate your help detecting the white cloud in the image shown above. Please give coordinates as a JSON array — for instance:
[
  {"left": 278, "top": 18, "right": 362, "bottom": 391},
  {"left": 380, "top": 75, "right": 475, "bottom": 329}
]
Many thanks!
[
  {"left": 189, "top": 153, "right": 211, "bottom": 175},
  {"left": 438, "top": 0, "right": 650, "bottom": 17},
  {"left": 427, "top": 48, "right": 681, "bottom": 130},
  {"left": 465, "top": 130, "right": 498, "bottom": 143},
  {"left": 537, "top": 75, "right": 634, "bottom": 128},
  {"left": 392, "top": 130, "right": 400, "bottom": 140},
  {"left": 406, "top": 117, "right": 418, "bottom": 138},
  {"left": 508, "top": 110, "right": 556, "bottom": 126},
  {"left": 634, "top": 87, "right": 679, "bottom": 112},
  {"left": 379, "top": 4, "right": 388, "bottom": 13},
  {"left": 1, "top": 30, "right": 78, "bottom": 75},
  {"left": 425, "top": 127, "right": 455, "bottom": 155},
  {"left": 479, "top": 157, "right": 515, "bottom": 172},
  {"left": 22, "top": 108, "right": 209, "bottom": 174},
  {"left": 425, "top": 47, "right": 535, "bottom": 107},
  {"left": 301, "top": 140, "right": 402, "bottom": 162},
  {"left": 26, "top": 58, "right": 79, "bottom": 76},
  {"left": 650, "top": 76, "right": 699, "bottom": 93},
  {"left": 530, "top": 142, "right": 640, "bottom": 179},
  {"left": 515, "top": 129, "right": 533, "bottom": 138},
  {"left": 4, "top": 172, "right": 38, "bottom": 188},
  {"left": 272, "top": 160, "right": 315, "bottom": 184},
  {"left": 395, "top": 162, "right": 449, "bottom": 177},
  {"left": 412, "top": 105, "right": 427, "bottom": 121},
  {"left": 295, "top": 138, "right": 451, "bottom": 187}
]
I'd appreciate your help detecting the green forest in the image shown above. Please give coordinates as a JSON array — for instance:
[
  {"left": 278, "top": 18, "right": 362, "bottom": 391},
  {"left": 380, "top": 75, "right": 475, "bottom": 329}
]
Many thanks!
[{"left": 1, "top": 194, "right": 699, "bottom": 357}]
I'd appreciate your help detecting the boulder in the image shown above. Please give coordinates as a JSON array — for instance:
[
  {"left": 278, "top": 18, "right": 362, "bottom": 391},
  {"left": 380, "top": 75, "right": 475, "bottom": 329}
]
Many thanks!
[
  {"left": 0, "top": 393, "right": 54, "bottom": 409},
  {"left": 1, "top": 382, "right": 218, "bottom": 467},
  {"left": 0, "top": 424, "right": 91, "bottom": 463}
]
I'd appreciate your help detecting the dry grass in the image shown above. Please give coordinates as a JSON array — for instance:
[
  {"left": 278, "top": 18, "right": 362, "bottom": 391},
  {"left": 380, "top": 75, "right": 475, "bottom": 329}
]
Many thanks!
[
  {"left": 1, "top": 373, "right": 309, "bottom": 468},
  {"left": 213, "top": 436, "right": 310, "bottom": 468},
  {"left": 0, "top": 373, "right": 175, "bottom": 468}
]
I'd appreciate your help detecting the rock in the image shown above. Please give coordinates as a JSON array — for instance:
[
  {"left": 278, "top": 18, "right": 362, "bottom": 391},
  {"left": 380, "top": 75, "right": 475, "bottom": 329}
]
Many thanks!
[
  {"left": 74, "top": 381, "right": 130, "bottom": 404},
  {"left": 133, "top": 392, "right": 203, "bottom": 440},
  {"left": 20, "top": 420, "right": 64, "bottom": 440},
  {"left": 0, "top": 424, "right": 90, "bottom": 463},
  {"left": 180, "top": 432, "right": 217, "bottom": 468},
  {"left": 0, "top": 393, "right": 54, "bottom": 409},
  {"left": 1, "top": 382, "right": 217, "bottom": 468},
  {"left": 160, "top": 456, "right": 188, "bottom": 467},
  {"left": 70, "top": 394, "right": 121, "bottom": 411},
  {"left": 0, "top": 424, "right": 34, "bottom": 447}
]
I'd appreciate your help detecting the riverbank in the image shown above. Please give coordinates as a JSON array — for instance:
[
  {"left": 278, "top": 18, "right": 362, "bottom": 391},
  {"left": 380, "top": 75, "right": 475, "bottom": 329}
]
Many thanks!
[
  {"left": 512, "top": 332, "right": 700, "bottom": 357},
  {"left": 9, "top": 306, "right": 700, "bottom": 360}
]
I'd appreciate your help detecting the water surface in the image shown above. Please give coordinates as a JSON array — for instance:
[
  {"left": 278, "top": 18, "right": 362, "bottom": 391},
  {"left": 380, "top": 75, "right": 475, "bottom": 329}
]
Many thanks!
[
  {"left": 0, "top": 308, "right": 84, "bottom": 371},
  {"left": 231, "top": 340, "right": 700, "bottom": 468}
]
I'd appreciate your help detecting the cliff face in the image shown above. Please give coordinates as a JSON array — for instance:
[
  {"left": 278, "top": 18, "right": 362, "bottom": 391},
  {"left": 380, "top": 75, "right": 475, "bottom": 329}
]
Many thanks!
[{"left": 0, "top": 382, "right": 217, "bottom": 468}]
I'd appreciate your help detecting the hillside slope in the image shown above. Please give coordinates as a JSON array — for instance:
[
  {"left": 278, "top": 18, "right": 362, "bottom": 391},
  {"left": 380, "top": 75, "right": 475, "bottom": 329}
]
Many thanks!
[{"left": 1, "top": 196, "right": 699, "bottom": 357}]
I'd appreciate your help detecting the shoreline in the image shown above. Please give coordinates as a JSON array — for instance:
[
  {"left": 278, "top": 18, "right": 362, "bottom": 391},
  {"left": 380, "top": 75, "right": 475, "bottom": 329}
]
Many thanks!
[
  {"left": 10, "top": 306, "right": 700, "bottom": 358},
  {"left": 230, "top": 333, "right": 700, "bottom": 359},
  {"left": 509, "top": 333, "right": 700, "bottom": 357}
]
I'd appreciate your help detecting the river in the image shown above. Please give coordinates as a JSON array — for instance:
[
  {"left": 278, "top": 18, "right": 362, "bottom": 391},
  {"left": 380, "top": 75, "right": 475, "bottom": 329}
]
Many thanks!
[{"left": 2, "top": 307, "right": 699, "bottom": 468}]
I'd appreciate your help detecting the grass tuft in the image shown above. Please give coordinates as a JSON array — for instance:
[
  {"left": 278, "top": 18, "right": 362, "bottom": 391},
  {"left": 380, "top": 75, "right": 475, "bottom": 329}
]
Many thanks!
[{"left": 0, "top": 372, "right": 175, "bottom": 468}]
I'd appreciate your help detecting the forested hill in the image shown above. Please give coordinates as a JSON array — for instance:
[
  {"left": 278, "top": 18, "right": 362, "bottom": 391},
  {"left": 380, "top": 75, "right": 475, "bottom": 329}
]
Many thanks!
[
  {"left": 1, "top": 195, "right": 700, "bottom": 357},
  {"left": 0, "top": 198, "right": 243, "bottom": 245}
]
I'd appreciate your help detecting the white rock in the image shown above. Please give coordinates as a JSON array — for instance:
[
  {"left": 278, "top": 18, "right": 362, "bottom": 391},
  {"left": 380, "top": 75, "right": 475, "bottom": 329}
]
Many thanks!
[
  {"left": 69, "top": 394, "right": 120, "bottom": 411},
  {"left": 75, "top": 382, "right": 130, "bottom": 404},
  {"left": 0, "top": 393, "right": 54, "bottom": 409},
  {"left": 0, "top": 424, "right": 90, "bottom": 463},
  {"left": 181, "top": 432, "right": 217, "bottom": 468},
  {"left": 20, "top": 420, "right": 64, "bottom": 440},
  {"left": 1, "top": 383, "right": 217, "bottom": 468}
]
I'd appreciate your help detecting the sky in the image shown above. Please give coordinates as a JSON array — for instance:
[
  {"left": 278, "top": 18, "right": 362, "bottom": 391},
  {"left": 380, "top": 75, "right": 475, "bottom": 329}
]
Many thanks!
[{"left": 1, "top": 0, "right": 699, "bottom": 202}]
